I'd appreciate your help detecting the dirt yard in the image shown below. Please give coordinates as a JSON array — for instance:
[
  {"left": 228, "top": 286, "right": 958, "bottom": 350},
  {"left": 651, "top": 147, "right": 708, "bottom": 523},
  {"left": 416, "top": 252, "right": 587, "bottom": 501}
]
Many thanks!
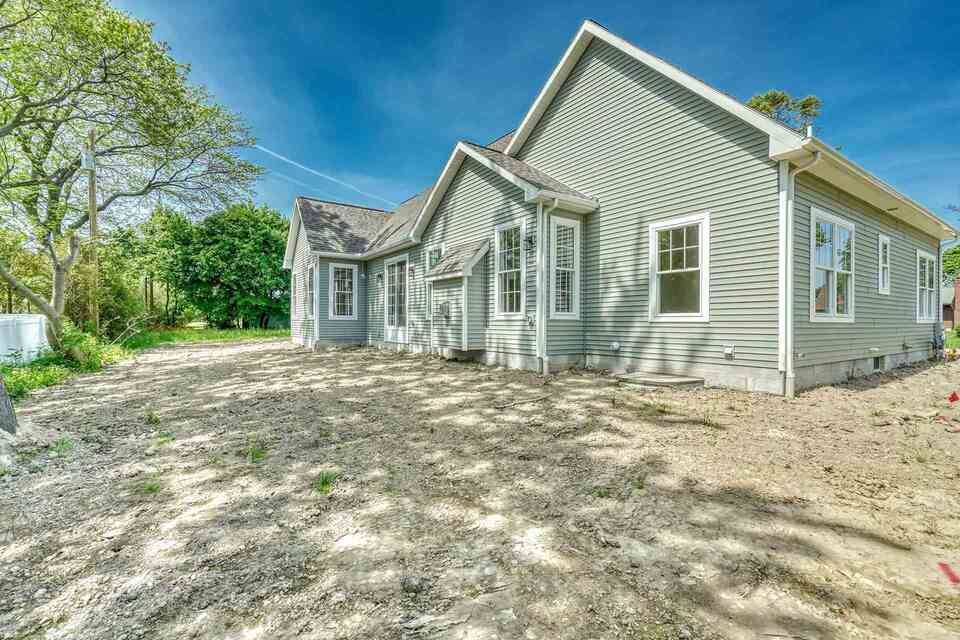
[{"left": 2, "top": 340, "right": 959, "bottom": 639}]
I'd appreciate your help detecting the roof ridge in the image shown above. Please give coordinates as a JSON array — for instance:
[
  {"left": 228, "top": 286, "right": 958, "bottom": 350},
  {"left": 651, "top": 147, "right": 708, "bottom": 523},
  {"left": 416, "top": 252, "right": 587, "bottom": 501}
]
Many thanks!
[{"left": 296, "top": 196, "right": 389, "bottom": 214}]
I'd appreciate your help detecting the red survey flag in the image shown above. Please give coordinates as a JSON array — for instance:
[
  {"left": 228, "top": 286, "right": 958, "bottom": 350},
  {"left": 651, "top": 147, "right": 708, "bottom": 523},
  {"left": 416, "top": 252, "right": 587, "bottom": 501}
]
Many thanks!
[{"left": 950, "top": 391, "right": 960, "bottom": 403}]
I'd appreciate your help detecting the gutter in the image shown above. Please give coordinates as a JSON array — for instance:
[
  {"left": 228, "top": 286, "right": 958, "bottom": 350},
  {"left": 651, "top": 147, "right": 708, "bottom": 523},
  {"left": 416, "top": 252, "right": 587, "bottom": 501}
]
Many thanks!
[{"left": 783, "top": 150, "right": 822, "bottom": 398}]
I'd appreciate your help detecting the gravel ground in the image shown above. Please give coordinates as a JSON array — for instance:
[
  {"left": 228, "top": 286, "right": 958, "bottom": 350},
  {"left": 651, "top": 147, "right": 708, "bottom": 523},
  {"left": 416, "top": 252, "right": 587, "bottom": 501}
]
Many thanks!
[{"left": 1, "top": 339, "right": 959, "bottom": 639}]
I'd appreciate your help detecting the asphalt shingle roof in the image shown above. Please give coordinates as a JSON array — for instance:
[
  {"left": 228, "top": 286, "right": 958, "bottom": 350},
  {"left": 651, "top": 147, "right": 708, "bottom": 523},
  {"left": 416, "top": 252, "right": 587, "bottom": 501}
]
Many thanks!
[
  {"left": 426, "top": 239, "right": 490, "bottom": 279},
  {"left": 461, "top": 141, "right": 590, "bottom": 201},
  {"left": 296, "top": 198, "right": 390, "bottom": 254},
  {"left": 366, "top": 187, "right": 432, "bottom": 253}
]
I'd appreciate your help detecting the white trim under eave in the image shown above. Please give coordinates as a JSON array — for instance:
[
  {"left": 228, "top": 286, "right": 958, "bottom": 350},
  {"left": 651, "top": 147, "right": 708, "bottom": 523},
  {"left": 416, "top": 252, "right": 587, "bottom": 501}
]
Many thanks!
[
  {"left": 503, "top": 20, "right": 803, "bottom": 158},
  {"left": 282, "top": 201, "right": 303, "bottom": 269},
  {"left": 773, "top": 137, "right": 958, "bottom": 242}
]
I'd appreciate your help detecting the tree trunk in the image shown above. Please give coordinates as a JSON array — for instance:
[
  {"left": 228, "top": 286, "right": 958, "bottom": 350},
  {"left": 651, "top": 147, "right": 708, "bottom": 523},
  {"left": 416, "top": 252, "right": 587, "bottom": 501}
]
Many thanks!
[
  {"left": 6, "top": 285, "right": 11, "bottom": 313},
  {"left": 0, "top": 378, "right": 17, "bottom": 435}
]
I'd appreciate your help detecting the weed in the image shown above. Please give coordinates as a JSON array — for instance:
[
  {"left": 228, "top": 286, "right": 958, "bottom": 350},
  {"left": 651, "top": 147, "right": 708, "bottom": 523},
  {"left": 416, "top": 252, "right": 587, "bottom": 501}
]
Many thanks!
[
  {"left": 591, "top": 486, "right": 612, "bottom": 498},
  {"left": 633, "top": 476, "right": 646, "bottom": 491},
  {"left": 0, "top": 466, "right": 9, "bottom": 478},
  {"left": 698, "top": 412, "right": 723, "bottom": 429},
  {"left": 49, "top": 438, "right": 74, "bottom": 457},
  {"left": 239, "top": 436, "right": 267, "bottom": 463},
  {"left": 636, "top": 401, "right": 671, "bottom": 417},
  {"left": 313, "top": 470, "right": 339, "bottom": 495},
  {"left": 144, "top": 410, "right": 161, "bottom": 427},
  {"left": 139, "top": 481, "right": 162, "bottom": 495},
  {"left": 151, "top": 430, "right": 174, "bottom": 446}
]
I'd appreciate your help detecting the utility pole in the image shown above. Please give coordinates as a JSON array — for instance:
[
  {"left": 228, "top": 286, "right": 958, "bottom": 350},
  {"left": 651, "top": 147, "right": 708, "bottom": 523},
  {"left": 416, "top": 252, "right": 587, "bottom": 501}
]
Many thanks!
[{"left": 85, "top": 129, "right": 99, "bottom": 335}]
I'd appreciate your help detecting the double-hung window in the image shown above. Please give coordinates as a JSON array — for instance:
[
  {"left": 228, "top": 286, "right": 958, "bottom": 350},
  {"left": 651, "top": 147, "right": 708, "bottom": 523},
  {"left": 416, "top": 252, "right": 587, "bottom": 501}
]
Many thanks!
[
  {"left": 878, "top": 234, "right": 891, "bottom": 295},
  {"left": 495, "top": 222, "right": 525, "bottom": 316},
  {"left": 916, "top": 250, "right": 937, "bottom": 322},
  {"left": 551, "top": 217, "right": 580, "bottom": 319},
  {"left": 810, "top": 208, "right": 854, "bottom": 322},
  {"left": 648, "top": 212, "right": 710, "bottom": 322},
  {"left": 328, "top": 263, "right": 358, "bottom": 320},
  {"left": 305, "top": 265, "right": 315, "bottom": 318}
]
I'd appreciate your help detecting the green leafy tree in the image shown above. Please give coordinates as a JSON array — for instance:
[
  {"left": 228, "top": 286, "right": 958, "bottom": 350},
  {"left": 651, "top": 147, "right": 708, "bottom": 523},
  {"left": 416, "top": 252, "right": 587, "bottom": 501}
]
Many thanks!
[
  {"left": 747, "top": 90, "right": 822, "bottom": 131},
  {"left": 944, "top": 243, "right": 960, "bottom": 284},
  {"left": 0, "top": 0, "right": 261, "bottom": 346},
  {"left": 177, "top": 203, "right": 289, "bottom": 328}
]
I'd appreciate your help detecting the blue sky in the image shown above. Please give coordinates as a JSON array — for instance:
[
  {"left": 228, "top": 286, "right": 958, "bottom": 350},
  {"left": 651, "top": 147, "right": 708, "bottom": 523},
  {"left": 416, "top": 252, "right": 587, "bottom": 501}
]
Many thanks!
[{"left": 113, "top": 0, "right": 960, "bottom": 231}]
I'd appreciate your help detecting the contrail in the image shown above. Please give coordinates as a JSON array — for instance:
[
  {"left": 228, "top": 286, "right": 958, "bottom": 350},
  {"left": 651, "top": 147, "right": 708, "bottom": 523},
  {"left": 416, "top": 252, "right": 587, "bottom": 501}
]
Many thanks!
[
  {"left": 255, "top": 144, "right": 397, "bottom": 208},
  {"left": 268, "top": 170, "right": 340, "bottom": 202}
]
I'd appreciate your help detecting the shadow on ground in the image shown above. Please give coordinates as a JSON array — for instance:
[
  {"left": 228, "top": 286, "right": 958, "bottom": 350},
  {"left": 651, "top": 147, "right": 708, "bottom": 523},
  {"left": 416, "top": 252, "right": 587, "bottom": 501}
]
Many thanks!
[{"left": 2, "top": 340, "right": 958, "bottom": 639}]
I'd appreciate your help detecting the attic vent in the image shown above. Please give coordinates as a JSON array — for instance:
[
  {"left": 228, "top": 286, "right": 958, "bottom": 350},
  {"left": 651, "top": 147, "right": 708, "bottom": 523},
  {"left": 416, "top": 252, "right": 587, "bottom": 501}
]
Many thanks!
[{"left": 872, "top": 356, "right": 884, "bottom": 372}]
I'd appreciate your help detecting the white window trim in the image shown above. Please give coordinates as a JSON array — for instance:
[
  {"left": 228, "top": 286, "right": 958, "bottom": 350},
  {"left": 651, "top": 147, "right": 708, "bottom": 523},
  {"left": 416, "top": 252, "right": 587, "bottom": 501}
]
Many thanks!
[
  {"left": 550, "top": 216, "right": 580, "bottom": 320},
  {"left": 916, "top": 249, "right": 937, "bottom": 324},
  {"left": 292, "top": 273, "right": 299, "bottom": 318},
  {"left": 383, "top": 252, "right": 410, "bottom": 339},
  {"left": 328, "top": 262, "right": 359, "bottom": 321},
  {"left": 877, "top": 233, "right": 891, "bottom": 296},
  {"left": 809, "top": 207, "right": 855, "bottom": 324},
  {"left": 305, "top": 264, "right": 315, "bottom": 319},
  {"left": 494, "top": 220, "right": 526, "bottom": 319},
  {"left": 424, "top": 242, "right": 446, "bottom": 272},
  {"left": 648, "top": 212, "right": 710, "bottom": 323}
]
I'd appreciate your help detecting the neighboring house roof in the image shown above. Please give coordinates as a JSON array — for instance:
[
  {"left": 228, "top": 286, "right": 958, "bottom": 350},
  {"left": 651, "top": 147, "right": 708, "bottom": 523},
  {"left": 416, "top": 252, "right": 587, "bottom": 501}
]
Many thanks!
[
  {"left": 425, "top": 239, "right": 490, "bottom": 281},
  {"left": 944, "top": 286, "right": 956, "bottom": 306},
  {"left": 296, "top": 197, "right": 389, "bottom": 253}
]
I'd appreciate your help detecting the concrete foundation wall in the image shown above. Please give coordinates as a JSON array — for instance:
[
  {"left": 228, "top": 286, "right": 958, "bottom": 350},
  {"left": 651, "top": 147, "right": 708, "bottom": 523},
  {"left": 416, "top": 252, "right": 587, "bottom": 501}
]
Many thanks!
[
  {"left": 794, "top": 348, "right": 932, "bottom": 390},
  {"left": 586, "top": 353, "right": 785, "bottom": 394}
]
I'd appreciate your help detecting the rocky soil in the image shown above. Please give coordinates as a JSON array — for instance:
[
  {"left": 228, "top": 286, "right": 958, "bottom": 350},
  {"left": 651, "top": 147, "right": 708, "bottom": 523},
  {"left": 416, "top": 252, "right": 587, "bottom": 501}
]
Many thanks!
[{"left": 1, "top": 339, "right": 959, "bottom": 639}]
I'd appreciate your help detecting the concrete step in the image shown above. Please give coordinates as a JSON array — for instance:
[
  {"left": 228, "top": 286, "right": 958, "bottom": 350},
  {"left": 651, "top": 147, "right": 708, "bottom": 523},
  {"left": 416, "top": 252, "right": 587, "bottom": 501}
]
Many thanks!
[{"left": 615, "top": 372, "right": 704, "bottom": 387}]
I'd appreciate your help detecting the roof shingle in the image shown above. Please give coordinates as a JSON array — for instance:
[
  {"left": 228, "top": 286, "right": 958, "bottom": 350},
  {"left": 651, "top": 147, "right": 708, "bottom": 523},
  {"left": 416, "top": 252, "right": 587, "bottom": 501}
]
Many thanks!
[
  {"left": 296, "top": 198, "right": 389, "bottom": 254},
  {"left": 425, "top": 239, "right": 490, "bottom": 280},
  {"left": 461, "top": 141, "right": 590, "bottom": 201}
]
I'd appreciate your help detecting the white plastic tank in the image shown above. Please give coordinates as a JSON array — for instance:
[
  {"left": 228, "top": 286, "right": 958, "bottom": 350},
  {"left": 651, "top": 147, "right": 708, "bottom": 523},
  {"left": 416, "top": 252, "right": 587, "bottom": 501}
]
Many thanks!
[{"left": 0, "top": 314, "right": 49, "bottom": 364}]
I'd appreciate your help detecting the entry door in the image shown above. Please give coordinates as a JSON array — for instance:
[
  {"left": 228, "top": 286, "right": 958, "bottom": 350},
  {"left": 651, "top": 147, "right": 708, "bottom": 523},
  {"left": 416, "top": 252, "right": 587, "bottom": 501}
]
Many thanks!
[{"left": 385, "top": 258, "right": 408, "bottom": 343}]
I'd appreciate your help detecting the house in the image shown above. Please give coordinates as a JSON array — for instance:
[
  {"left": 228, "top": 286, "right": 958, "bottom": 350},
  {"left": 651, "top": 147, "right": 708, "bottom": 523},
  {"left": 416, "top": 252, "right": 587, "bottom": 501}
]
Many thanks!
[
  {"left": 945, "top": 280, "right": 959, "bottom": 330},
  {"left": 282, "top": 20, "right": 958, "bottom": 396}
]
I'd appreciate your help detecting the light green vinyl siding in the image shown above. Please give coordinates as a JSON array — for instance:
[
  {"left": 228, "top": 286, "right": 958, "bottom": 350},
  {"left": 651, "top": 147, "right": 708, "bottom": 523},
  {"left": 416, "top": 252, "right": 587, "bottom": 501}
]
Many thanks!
[
  {"left": 516, "top": 39, "right": 782, "bottom": 371},
  {"left": 418, "top": 158, "right": 538, "bottom": 357},
  {"left": 793, "top": 173, "right": 940, "bottom": 366},
  {"left": 290, "top": 225, "right": 314, "bottom": 345},
  {"left": 315, "top": 259, "right": 366, "bottom": 343},
  {"left": 430, "top": 279, "right": 463, "bottom": 349},
  {"left": 466, "top": 273, "right": 485, "bottom": 350}
]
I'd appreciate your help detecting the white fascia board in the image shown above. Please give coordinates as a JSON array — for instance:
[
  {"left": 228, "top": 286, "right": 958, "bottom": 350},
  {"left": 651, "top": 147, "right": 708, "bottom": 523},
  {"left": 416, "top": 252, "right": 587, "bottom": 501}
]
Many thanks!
[
  {"left": 774, "top": 137, "right": 959, "bottom": 241},
  {"left": 314, "top": 251, "right": 365, "bottom": 260},
  {"left": 412, "top": 141, "right": 598, "bottom": 244},
  {"left": 282, "top": 202, "right": 302, "bottom": 269},
  {"left": 424, "top": 271, "right": 464, "bottom": 282},
  {"left": 504, "top": 20, "right": 803, "bottom": 157},
  {"left": 410, "top": 145, "right": 466, "bottom": 242}
]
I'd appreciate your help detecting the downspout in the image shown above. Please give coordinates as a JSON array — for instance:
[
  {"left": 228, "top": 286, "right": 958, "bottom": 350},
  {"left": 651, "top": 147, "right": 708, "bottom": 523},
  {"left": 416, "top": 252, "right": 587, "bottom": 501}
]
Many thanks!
[
  {"left": 784, "top": 149, "right": 822, "bottom": 397},
  {"left": 537, "top": 198, "right": 559, "bottom": 375}
]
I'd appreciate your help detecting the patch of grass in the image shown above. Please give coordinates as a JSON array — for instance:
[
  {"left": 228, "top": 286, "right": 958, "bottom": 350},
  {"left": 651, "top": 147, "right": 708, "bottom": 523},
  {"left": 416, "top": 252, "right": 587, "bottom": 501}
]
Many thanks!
[
  {"left": 139, "top": 481, "right": 162, "bottom": 495},
  {"left": 144, "top": 410, "right": 162, "bottom": 427},
  {"left": 313, "top": 470, "right": 339, "bottom": 495},
  {"left": 946, "top": 330, "right": 960, "bottom": 349},
  {"left": 0, "top": 466, "right": 9, "bottom": 478},
  {"left": 0, "top": 327, "right": 288, "bottom": 403},
  {"left": 636, "top": 401, "right": 672, "bottom": 417},
  {"left": 239, "top": 436, "right": 268, "bottom": 463},
  {"left": 122, "top": 327, "right": 290, "bottom": 351},
  {"left": 698, "top": 412, "right": 724, "bottom": 429},
  {"left": 49, "top": 437, "right": 74, "bottom": 457},
  {"left": 591, "top": 486, "right": 612, "bottom": 498},
  {"left": 151, "top": 430, "right": 175, "bottom": 446}
]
